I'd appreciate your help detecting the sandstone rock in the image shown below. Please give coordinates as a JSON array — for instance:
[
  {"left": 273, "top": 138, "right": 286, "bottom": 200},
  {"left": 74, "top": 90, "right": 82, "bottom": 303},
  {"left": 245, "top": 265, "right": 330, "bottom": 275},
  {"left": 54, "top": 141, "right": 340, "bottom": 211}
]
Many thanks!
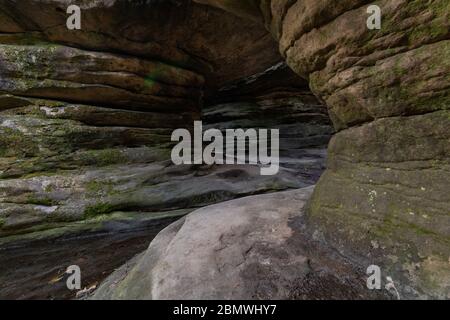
[
  {"left": 0, "top": 44, "right": 203, "bottom": 111},
  {"left": 199, "top": 0, "right": 450, "bottom": 298},
  {"left": 92, "top": 187, "right": 388, "bottom": 300},
  {"left": 0, "top": 0, "right": 311, "bottom": 241},
  {"left": 1, "top": 0, "right": 448, "bottom": 300},
  {"left": 0, "top": 0, "right": 281, "bottom": 90}
]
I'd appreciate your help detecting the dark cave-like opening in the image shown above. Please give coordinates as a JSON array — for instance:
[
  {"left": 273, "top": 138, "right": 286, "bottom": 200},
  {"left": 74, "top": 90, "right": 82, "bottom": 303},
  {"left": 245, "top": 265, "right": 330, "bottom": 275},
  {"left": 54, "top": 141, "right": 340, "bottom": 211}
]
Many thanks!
[{"left": 202, "top": 62, "right": 334, "bottom": 185}]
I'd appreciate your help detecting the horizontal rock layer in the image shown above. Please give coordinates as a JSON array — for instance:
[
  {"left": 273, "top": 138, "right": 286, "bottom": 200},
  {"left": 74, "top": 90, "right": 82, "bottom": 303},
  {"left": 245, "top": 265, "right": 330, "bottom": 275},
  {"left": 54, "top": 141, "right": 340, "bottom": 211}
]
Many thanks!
[
  {"left": 199, "top": 0, "right": 450, "bottom": 298},
  {"left": 1, "top": 0, "right": 448, "bottom": 300},
  {"left": 0, "top": 0, "right": 303, "bottom": 237},
  {"left": 0, "top": 0, "right": 332, "bottom": 299},
  {"left": 0, "top": 0, "right": 283, "bottom": 90}
]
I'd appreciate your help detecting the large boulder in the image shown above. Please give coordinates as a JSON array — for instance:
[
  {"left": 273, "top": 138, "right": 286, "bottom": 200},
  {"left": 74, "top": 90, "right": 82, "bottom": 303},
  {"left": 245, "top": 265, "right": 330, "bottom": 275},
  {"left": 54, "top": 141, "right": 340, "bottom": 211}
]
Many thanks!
[{"left": 92, "top": 186, "right": 388, "bottom": 300}]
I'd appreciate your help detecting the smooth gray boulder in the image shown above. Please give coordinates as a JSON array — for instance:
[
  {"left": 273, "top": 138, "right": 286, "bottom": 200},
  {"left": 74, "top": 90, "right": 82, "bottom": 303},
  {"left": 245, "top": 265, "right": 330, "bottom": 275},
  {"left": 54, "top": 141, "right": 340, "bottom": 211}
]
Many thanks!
[{"left": 92, "top": 187, "right": 388, "bottom": 300}]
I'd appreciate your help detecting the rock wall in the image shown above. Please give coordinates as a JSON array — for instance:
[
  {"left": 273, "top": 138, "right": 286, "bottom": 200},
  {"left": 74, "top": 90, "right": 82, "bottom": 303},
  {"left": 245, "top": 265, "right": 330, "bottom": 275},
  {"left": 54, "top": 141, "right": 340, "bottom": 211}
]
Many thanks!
[
  {"left": 1, "top": 0, "right": 448, "bottom": 299},
  {"left": 0, "top": 0, "right": 334, "bottom": 299},
  {"left": 0, "top": 0, "right": 275, "bottom": 236},
  {"left": 197, "top": 0, "right": 450, "bottom": 298},
  {"left": 92, "top": 186, "right": 386, "bottom": 300}
]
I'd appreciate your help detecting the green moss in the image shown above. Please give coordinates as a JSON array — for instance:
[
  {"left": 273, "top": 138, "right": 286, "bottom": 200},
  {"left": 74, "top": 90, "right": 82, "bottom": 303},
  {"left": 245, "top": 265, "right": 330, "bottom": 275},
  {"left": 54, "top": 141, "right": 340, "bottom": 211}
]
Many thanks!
[
  {"left": 405, "top": 0, "right": 449, "bottom": 45},
  {"left": 0, "top": 218, "right": 5, "bottom": 228},
  {"left": 0, "top": 127, "right": 38, "bottom": 158},
  {"left": 0, "top": 44, "right": 59, "bottom": 77},
  {"left": 26, "top": 196, "right": 57, "bottom": 206},
  {"left": 84, "top": 203, "right": 117, "bottom": 219},
  {"left": 86, "top": 180, "right": 103, "bottom": 193},
  {"left": 144, "top": 77, "right": 156, "bottom": 88},
  {"left": 79, "top": 148, "right": 128, "bottom": 167},
  {"left": 86, "top": 180, "right": 119, "bottom": 196},
  {"left": 22, "top": 170, "right": 65, "bottom": 180},
  {"left": 361, "top": 0, "right": 449, "bottom": 54},
  {"left": 407, "top": 20, "right": 448, "bottom": 45},
  {"left": 145, "top": 63, "right": 171, "bottom": 88},
  {"left": 44, "top": 184, "right": 55, "bottom": 193}
]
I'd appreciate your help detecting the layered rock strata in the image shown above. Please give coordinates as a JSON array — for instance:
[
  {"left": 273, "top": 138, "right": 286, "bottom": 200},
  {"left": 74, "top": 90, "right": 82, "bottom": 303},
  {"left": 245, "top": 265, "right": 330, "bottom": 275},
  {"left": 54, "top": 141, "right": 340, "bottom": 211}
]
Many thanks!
[
  {"left": 0, "top": 0, "right": 284, "bottom": 237},
  {"left": 195, "top": 0, "right": 450, "bottom": 298},
  {"left": 0, "top": 0, "right": 333, "bottom": 299}
]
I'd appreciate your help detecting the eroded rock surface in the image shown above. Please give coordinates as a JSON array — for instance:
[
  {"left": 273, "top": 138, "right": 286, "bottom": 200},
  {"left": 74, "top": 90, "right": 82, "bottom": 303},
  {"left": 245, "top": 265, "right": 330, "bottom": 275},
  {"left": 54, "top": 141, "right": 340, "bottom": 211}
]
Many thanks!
[
  {"left": 0, "top": 0, "right": 300, "bottom": 237},
  {"left": 1, "top": 0, "right": 448, "bottom": 300},
  {"left": 197, "top": 0, "right": 450, "bottom": 298},
  {"left": 0, "top": 0, "right": 332, "bottom": 299},
  {"left": 92, "top": 187, "right": 389, "bottom": 300}
]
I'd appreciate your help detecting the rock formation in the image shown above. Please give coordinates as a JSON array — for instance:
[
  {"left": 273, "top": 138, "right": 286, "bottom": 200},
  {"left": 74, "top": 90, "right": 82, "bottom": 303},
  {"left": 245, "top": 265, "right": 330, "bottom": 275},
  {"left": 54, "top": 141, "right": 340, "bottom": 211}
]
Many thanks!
[
  {"left": 0, "top": 0, "right": 308, "bottom": 234},
  {"left": 194, "top": 0, "right": 450, "bottom": 299},
  {"left": 92, "top": 186, "right": 388, "bottom": 300},
  {"left": 0, "top": 0, "right": 332, "bottom": 299},
  {"left": 0, "top": 0, "right": 448, "bottom": 299}
]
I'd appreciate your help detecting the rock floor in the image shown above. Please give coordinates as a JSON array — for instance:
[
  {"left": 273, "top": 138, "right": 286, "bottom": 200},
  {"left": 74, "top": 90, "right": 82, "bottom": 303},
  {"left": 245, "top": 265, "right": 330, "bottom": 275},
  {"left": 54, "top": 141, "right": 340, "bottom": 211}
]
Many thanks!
[{"left": 91, "top": 187, "right": 391, "bottom": 300}]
